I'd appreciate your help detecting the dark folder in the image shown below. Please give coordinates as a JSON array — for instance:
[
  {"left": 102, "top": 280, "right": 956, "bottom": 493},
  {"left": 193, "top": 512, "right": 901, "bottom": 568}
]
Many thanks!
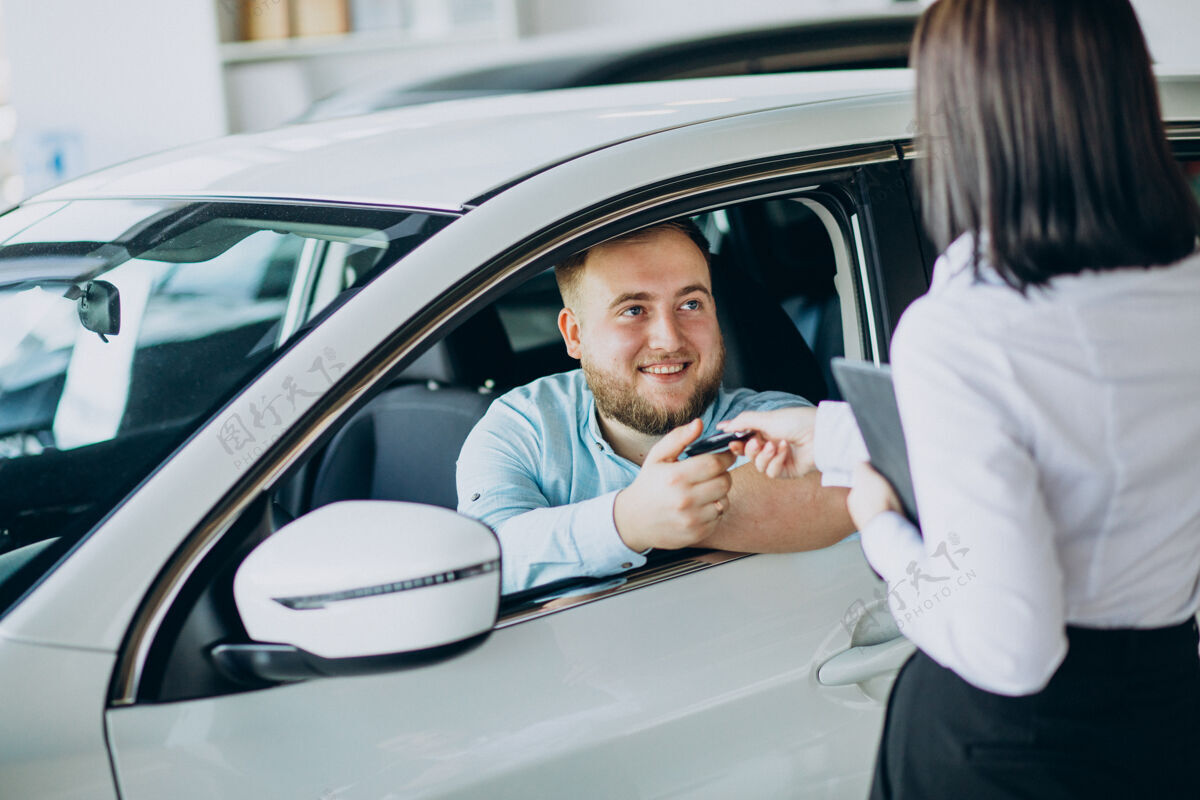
[{"left": 829, "top": 358, "right": 920, "bottom": 526}]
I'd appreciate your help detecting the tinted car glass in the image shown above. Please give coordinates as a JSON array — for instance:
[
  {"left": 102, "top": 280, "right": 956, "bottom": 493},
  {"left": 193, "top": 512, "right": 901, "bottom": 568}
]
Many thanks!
[{"left": 0, "top": 199, "right": 453, "bottom": 615}]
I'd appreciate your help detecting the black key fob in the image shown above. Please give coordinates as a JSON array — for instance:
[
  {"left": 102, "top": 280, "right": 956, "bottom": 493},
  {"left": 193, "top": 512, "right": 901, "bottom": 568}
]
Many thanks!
[{"left": 681, "top": 429, "right": 753, "bottom": 458}]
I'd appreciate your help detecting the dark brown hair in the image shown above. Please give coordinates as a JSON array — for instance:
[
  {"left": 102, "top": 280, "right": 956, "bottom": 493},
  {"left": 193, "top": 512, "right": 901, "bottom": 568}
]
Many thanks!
[
  {"left": 912, "top": 0, "right": 1199, "bottom": 291},
  {"left": 555, "top": 218, "right": 711, "bottom": 307}
]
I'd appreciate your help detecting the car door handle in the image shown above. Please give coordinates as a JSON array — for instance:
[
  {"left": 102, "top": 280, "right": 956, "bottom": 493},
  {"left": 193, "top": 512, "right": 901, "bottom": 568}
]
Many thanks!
[{"left": 817, "top": 637, "right": 915, "bottom": 686}]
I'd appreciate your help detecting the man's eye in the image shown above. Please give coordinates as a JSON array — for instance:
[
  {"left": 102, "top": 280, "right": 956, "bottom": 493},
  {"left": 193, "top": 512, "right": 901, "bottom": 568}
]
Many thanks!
[
  {"left": 621, "top": 306, "right": 644, "bottom": 317},
  {"left": 680, "top": 299, "right": 701, "bottom": 311}
]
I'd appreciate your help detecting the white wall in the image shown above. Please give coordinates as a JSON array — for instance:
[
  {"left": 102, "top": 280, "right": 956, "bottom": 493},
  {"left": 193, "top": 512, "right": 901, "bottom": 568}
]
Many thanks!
[
  {"left": 1, "top": 0, "right": 227, "bottom": 198},
  {"left": 1131, "top": 0, "right": 1200, "bottom": 66},
  {"left": 0, "top": 0, "right": 1196, "bottom": 195}
]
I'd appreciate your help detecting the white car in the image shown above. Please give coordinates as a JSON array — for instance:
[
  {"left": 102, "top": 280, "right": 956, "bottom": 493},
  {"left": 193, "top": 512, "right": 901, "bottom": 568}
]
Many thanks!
[{"left": 2, "top": 70, "right": 1198, "bottom": 799}]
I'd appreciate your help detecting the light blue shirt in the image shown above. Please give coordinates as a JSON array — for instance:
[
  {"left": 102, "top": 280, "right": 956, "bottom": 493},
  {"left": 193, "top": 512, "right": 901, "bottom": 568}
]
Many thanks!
[{"left": 456, "top": 369, "right": 811, "bottom": 594}]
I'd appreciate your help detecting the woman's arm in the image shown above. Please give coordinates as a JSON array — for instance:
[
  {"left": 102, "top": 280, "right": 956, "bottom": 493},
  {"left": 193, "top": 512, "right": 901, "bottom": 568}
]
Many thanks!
[{"left": 863, "top": 303, "right": 1068, "bottom": 696}]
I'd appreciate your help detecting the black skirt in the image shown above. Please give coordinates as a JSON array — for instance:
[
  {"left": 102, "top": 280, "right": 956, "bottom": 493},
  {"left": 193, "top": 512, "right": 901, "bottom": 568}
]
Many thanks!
[{"left": 870, "top": 618, "right": 1200, "bottom": 799}]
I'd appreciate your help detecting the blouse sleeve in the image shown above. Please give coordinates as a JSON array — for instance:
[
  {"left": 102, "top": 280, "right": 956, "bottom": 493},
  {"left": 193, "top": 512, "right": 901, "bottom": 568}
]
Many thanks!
[
  {"left": 813, "top": 400, "right": 869, "bottom": 487},
  {"left": 860, "top": 301, "right": 1069, "bottom": 696}
]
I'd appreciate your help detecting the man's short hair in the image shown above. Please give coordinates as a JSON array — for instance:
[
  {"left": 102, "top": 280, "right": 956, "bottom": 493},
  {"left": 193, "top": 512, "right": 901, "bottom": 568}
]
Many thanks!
[{"left": 555, "top": 218, "right": 712, "bottom": 309}]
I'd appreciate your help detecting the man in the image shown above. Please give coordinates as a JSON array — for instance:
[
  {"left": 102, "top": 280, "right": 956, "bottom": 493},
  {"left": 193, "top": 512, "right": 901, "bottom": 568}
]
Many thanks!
[{"left": 457, "top": 219, "right": 854, "bottom": 594}]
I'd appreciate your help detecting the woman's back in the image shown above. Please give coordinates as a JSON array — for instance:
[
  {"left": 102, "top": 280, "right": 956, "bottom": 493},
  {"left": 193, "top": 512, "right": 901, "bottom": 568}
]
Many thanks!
[
  {"left": 841, "top": 1, "right": 1200, "bottom": 795},
  {"left": 895, "top": 239, "right": 1200, "bottom": 630}
]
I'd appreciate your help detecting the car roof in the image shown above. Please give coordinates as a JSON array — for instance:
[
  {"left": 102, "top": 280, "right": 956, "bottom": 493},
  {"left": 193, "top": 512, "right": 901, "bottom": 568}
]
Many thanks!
[
  {"left": 33, "top": 68, "right": 1200, "bottom": 213},
  {"left": 35, "top": 71, "right": 917, "bottom": 211},
  {"left": 298, "top": 10, "right": 919, "bottom": 121}
]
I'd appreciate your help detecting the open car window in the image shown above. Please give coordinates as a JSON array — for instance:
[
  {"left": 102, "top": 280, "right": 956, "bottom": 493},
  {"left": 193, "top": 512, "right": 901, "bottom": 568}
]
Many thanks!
[
  {"left": 0, "top": 199, "right": 453, "bottom": 616},
  {"left": 136, "top": 173, "right": 903, "bottom": 703},
  {"left": 278, "top": 191, "right": 870, "bottom": 606}
]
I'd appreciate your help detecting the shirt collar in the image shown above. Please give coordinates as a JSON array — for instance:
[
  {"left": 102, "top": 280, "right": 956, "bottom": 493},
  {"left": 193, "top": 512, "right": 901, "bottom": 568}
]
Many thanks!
[
  {"left": 930, "top": 232, "right": 1006, "bottom": 293},
  {"left": 584, "top": 392, "right": 606, "bottom": 447},
  {"left": 929, "top": 232, "right": 977, "bottom": 292}
]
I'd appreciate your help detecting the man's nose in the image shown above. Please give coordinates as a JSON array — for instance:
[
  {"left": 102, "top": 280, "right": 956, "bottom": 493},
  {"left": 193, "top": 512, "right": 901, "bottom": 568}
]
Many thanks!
[{"left": 647, "top": 311, "right": 685, "bottom": 351}]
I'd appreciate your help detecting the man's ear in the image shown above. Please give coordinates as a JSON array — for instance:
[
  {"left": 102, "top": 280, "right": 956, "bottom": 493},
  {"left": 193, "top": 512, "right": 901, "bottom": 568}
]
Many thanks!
[{"left": 558, "top": 307, "right": 582, "bottom": 360}]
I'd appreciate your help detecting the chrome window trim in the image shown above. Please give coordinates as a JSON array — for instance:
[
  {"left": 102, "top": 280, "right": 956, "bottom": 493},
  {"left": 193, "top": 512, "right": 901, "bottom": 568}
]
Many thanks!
[
  {"left": 1165, "top": 123, "right": 1200, "bottom": 140},
  {"left": 797, "top": 198, "right": 866, "bottom": 363},
  {"left": 496, "top": 551, "right": 750, "bottom": 628},
  {"left": 111, "top": 143, "right": 900, "bottom": 706},
  {"left": 900, "top": 121, "right": 1200, "bottom": 158},
  {"left": 849, "top": 212, "right": 882, "bottom": 365}
]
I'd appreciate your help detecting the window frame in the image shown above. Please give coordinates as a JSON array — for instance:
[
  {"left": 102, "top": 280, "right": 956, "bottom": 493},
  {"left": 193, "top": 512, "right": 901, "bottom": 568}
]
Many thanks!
[
  {"left": 0, "top": 200, "right": 455, "bottom": 622},
  {"left": 490, "top": 167, "right": 924, "bottom": 623},
  {"left": 112, "top": 143, "right": 916, "bottom": 706}
]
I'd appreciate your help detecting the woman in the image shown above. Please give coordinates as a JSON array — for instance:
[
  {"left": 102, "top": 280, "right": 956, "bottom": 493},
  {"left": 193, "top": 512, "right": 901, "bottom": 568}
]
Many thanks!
[{"left": 722, "top": 0, "right": 1200, "bottom": 796}]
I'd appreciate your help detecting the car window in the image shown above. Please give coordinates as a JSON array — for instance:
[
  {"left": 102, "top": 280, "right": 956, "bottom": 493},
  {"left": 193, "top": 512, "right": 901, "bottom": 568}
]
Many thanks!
[
  {"left": 0, "top": 200, "right": 453, "bottom": 615},
  {"left": 493, "top": 269, "right": 563, "bottom": 354},
  {"left": 286, "top": 192, "right": 868, "bottom": 604},
  {"left": 490, "top": 197, "right": 866, "bottom": 607},
  {"left": 487, "top": 199, "right": 865, "bottom": 400},
  {"left": 137, "top": 182, "right": 889, "bottom": 703}
]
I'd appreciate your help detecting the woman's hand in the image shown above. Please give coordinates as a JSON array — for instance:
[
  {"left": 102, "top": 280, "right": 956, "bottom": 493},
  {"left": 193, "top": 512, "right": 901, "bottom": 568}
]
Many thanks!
[
  {"left": 846, "top": 462, "right": 902, "bottom": 529},
  {"left": 717, "top": 406, "right": 818, "bottom": 479}
]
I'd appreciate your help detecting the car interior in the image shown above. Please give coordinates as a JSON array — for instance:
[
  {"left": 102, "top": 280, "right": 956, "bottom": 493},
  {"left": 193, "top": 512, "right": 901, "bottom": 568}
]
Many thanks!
[
  {"left": 135, "top": 191, "right": 867, "bottom": 702},
  {"left": 283, "top": 195, "right": 858, "bottom": 522}
]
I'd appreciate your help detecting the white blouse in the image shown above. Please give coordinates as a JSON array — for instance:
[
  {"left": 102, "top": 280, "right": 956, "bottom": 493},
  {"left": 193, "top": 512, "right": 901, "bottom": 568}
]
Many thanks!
[{"left": 816, "top": 234, "right": 1200, "bottom": 696}]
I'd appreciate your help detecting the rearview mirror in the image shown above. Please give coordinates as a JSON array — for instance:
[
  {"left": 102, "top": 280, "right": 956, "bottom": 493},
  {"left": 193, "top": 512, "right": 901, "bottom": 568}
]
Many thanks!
[
  {"left": 77, "top": 280, "right": 120, "bottom": 342},
  {"left": 213, "top": 501, "right": 500, "bottom": 684}
]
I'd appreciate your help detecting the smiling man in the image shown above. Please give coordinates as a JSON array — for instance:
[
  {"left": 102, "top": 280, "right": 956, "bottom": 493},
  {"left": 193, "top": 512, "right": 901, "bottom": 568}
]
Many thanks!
[{"left": 456, "top": 219, "right": 854, "bottom": 594}]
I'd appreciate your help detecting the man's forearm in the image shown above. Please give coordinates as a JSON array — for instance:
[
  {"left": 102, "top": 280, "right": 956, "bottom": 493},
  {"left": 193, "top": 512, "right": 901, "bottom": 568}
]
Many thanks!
[
  {"left": 695, "top": 468, "right": 854, "bottom": 552},
  {"left": 490, "top": 491, "right": 647, "bottom": 593}
]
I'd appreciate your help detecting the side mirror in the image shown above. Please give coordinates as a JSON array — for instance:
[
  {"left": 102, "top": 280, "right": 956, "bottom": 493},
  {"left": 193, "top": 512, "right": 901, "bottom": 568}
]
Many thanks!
[{"left": 213, "top": 501, "right": 500, "bottom": 684}]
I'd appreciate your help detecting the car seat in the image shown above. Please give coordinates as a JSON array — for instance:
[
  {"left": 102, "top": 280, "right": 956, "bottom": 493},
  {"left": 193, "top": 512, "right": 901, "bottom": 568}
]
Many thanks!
[
  {"left": 715, "top": 200, "right": 842, "bottom": 400},
  {"left": 307, "top": 306, "right": 512, "bottom": 510},
  {"left": 710, "top": 250, "right": 829, "bottom": 403}
]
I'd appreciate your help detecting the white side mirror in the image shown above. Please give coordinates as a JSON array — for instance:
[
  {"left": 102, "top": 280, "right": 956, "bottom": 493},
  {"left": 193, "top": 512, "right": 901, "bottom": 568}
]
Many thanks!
[{"left": 214, "top": 501, "right": 499, "bottom": 683}]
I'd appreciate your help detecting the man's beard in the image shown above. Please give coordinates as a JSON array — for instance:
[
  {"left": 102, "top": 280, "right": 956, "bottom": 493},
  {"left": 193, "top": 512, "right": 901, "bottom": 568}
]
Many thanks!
[{"left": 582, "top": 341, "right": 726, "bottom": 437}]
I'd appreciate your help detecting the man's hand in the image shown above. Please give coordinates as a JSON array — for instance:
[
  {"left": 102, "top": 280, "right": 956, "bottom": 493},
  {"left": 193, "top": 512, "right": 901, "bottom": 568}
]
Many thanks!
[
  {"left": 614, "top": 419, "right": 735, "bottom": 553},
  {"left": 846, "top": 462, "right": 903, "bottom": 530},
  {"left": 717, "top": 406, "right": 818, "bottom": 479}
]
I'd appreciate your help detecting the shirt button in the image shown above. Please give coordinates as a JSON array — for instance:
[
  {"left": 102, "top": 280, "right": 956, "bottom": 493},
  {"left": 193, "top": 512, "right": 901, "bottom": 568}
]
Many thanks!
[
  {"left": 621, "top": 562, "right": 633, "bottom": 569},
  {"left": 470, "top": 493, "right": 480, "bottom": 502},
  {"left": 596, "top": 442, "right": 604, "bottom": 451}
]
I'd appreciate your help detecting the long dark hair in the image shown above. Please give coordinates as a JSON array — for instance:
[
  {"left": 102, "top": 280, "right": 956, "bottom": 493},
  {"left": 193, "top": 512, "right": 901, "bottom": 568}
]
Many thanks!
[{"left": 912, "top": 0, "right": 1200, "bottom": 291}]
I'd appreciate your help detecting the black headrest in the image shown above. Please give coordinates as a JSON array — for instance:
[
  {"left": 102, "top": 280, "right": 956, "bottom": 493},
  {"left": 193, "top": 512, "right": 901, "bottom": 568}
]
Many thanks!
[
  {"left": 711, "top": 250, "right": 828, "bottom": 402},
  {"left": 309, "top": 383, "right": 494, "bottom": 510},
  {"left": 399, "top": 304, "right": 515, "bottom": 388}
]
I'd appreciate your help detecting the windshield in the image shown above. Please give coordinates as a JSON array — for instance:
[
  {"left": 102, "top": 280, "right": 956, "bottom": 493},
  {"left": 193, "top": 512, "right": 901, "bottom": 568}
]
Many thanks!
[{"left": 0, "top": 199, "right": 453, "bottom": 615}]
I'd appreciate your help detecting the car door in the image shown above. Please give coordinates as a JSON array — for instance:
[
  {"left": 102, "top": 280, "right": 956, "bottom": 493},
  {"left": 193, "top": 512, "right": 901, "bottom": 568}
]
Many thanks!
[{"left": 95, "top": 127, "right": 930, "bottom": 797}]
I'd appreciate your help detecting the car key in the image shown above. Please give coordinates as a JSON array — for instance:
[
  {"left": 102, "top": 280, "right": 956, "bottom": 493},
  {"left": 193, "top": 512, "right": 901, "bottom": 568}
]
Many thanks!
[{"left": 681, "top": 429, "right": 753, "bottom": 458}]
